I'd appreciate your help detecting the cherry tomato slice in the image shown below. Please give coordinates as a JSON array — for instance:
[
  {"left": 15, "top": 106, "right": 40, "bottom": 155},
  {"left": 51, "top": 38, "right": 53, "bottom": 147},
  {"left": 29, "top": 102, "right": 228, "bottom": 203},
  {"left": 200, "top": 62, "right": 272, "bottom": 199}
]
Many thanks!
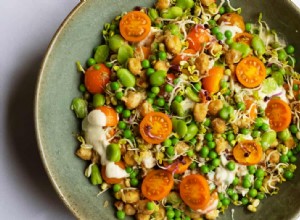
[
  {"left": 141, "top": 169, "right": 174, "bottom": 200},
  {"left": 218, "top": 13, "right": 245, "bottom": 31},
  {"left": 101, "top": 161, "right": 125, "bottom": 184},
  {"left": 171, "top": 49, "right": 196, "bottom": 65},
  {"left": 236, "top": 56, "right": 266, "bottom": 88},
  {"left": 187, "top": 25, "right": 211, "bottom": 51},
  {"left": 234, "top": 32, "right": 253, "bottom": 45},
  {"left": 245, "top": 99, "right": 257, "bottom": 120},
  {"left": 202, "top": 66, "right": 224, "bottom": 94},
  {"left": 119, "top": 11, "right": 151, "bottom": 42},
  {"left": 179, "top": 174, "right": 210, "bottom": 210},
  {"left": 139, "top": 112, "right": 172, "bottom": 144},
  {"left": 84, "top": 64, "right": 111, "bottom": 94},
  {"left": 96, "top": 106, "right": 119, "bottom": 127},
  {"left": 265, "top": 99, "right": 292, "bottom": 132},
  {"left": 233, "top": 140, "right": 263, "bottom": 165}
]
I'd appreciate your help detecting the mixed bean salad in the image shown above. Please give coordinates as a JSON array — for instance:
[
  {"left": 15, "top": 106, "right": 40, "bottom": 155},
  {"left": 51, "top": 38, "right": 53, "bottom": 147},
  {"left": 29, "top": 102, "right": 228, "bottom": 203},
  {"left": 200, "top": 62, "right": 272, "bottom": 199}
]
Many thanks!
[{"left": 71, "top": 0, "right": 300, "bottom": 219}]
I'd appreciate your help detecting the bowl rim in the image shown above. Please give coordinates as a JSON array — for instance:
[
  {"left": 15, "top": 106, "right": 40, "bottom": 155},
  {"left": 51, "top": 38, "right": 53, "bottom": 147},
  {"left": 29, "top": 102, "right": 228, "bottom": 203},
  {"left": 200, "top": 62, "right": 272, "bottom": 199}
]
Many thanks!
[{"left": 34, "top": 0, "right": 86, "bottom": 218}]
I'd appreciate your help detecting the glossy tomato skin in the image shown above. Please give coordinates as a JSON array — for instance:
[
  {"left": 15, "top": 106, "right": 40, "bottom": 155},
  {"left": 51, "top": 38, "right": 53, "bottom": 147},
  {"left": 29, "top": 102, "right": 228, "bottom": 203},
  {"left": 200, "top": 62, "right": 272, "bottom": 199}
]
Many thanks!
[
  {"left": 233, "top": 140, "right": 263, "bottom": 165},
  {"left": 187, "top": 25, "right": 211, "bottom": 51},
  {"left": 218, "top": 13, "right": 245, "bottom": 31},
  {"left": 119, "top": 11, "right": 151, "bottom": 42},
  {"left": 84, "top": 64, "right": 111, "bottom": 94}
]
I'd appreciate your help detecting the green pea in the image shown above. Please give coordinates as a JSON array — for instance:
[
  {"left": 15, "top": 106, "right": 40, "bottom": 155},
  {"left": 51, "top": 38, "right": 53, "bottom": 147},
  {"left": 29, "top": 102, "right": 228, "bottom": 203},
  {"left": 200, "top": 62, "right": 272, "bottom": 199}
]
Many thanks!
[
  {"left": 92, "top": 94, "right": 105, "bottom": 108},
  {"left": 146, "top": 201, "right": 155, "bottom": 210},
  {"left": 248, "top": 165, "right": 256, "bottom": 174},
  {"left": 257, "top": 192, "right": 265, "bottom": 200},
  {"left": 260, "top": 123, "right": 269, "bottom": 132},
  {"left": 293, "top": 84, "right": 299, "bottom": 91},
  {"left": 284, "top": 170, "right": 294, "bottom": 180},
  {"left": 110, "top": 82, "right": 120, "bottom": 91},
  {"left": 166, "top": 209, "right": 175, "bottom": 219},
  {"left": 150, "top": 70, "right": 167, "bottom": 86},
  {"left": 161, "top": 6, "right": 183, "bottom": 19},
  {"left": 148, "top": 8, "right": 159, "bottom": 22},
  {"left": 212, "top": 158, "right": 220, "bottom": 167},
  {"left": 251, "top": 35, "right": 266, "bottom": 56},
  {"left": 147, "top": 91, "right": 156, "bottom": 98},
  {"left": 216, "top": 32, "right": 224, "bottom": 40},
  {"left": 176, "top": 120, "right": 188, "bottom": 138},
  {"left": 163, "top": 139, "right": 172, "bottom": 147},
  {"left": 231, "top": 42, "right": 252, "bottom": 58},
  {"left": 151, "top": 86, "right": 160, "bottom": 94},
  {"left": 226, "top": 161, "right": 236, "bottom": 171},
  {"left": 146, "top": 68, "right": 155, "bottom": 76},
  {"left": 113, "top": 184, "right": 121, "bottom": 192},
  {"left": 141, "top": 59, "right": 150, "bottom": 68},
  {"left": 241, "top": 197, "right": 249, "bottom": 205},
  {"left": 116, "top": 210, "right": 126, "bottom": 220},
  {"left": 285, "top": 45, "right": 295, "bottom": 54},
  {"left": 171, "top": 100, "right": 185, "bottom": 116},
  {"left": 106, "top": 144, "right": 121, "bottom": 162},
  {"left": 90, "top": 164, "right": 102, "bottom": 185},
  {"left": 242, "top": 179, "right": 251, "bottom": 188},
  {"left": 203, "top": 118, "right": 211, "bottom": 127},
  {"left": 165, "top": 23, "right": 181, "bottom": 36},
  {"left": 241, "top": 128, "right": 250, "bottom": 135},
  {"left": 156, "top": 98, "right": 165, "bottom": 107},
  {"left": 208, "top": 151, "right": 217, "bottom": 159},
  {"left": 219, "top": 107, "right": 230, "bottom": 120},
  {"left": 122, "top": 109, "right": 131, "bottom": 118},
  {"left": 205, "top": 133, "right": 213, "bottom": 141},
  {"left": 200, "top": 146, "right": 209, "bottom": 158},
  {"left": 176, "top": 0, "right": 194, "bottom": 10},
  {"left": 117, "top": 68, "right": 136, "bottom": 87},
  {"left": 225, "top": 38, "right": 234, "bottom": 45},
  {"left": 130, "top": 178, "right": 139, "bottom": 186},
  {"left": 221, "top": 198, "right": 231, "bottom": 206},
  {"left": 115, "top": 91, "right": 124, "bottom": 100},
  {"left": 171, "top": 137, "right": 179, "bottom": 145},
  {"left": 290, "top": 155, "right": 297, "bottom": 163},
  {"left": 219, "top": 6, "right": 225, "bottom": 14},
  {"left": 87, "top": 58, "right": 96, "bottom": 67},
  {"left": 165, "top": 84, "right": 174, "bottom": 93},
  {"left": 186, "top": 150, "right": 194, "bottom": 157},
  {"left": 118, "top": 121, "right": 126, "bottom": 130},
  {"left": 207, "top": 141, "right": 216, "bottom": 149},
  {"left": 280, "top": 154, "right": 289, "bottom": 163},
  {"left": 245, "top": 23, "right": 252, "bottom": 32},
  {"left": 248, "top": 188, "right": 258, "bottom": 198},
  {"left": 260, "top": 130, "right": 276, "bottom": 150},
  {"left": 201, "top": 165, "right": 209, "bottom": 174},
  {"left": 278, "top": 129, "right": 291, "bottom": 141},
  {"left": 185, "top": 86, "right": 200, "bottom": 102},
  {"left": 252, "top": 130, "right": 261, "bottom": 138},
  {"left": 211, "top": 27, "right": 219, "bottom": 35},
  {"left": 255, "top": 117, "right": 264, "bottom": 128},
  {"left": 184, "top": 123, "right": 199, "bottom": 141},
  {"left": 117, "top": 44, "right": 134, "bottom": 64},
  {"left": 71, "top": 97, "right": 87, "bottom": 119},
  {"left": 79, "top": 84, "right": 86, "bottom": 92},
  {"left": 94, "top": 45, "right": 109, "bottom": 63},
  {"left": 232, "top": 176, "right": 239, "bottom": 186},
  {"left": 254, "top": 179, "right": 262, "bottom": 189},
  {"left": 227, "top": 133, "right": 235, "bottom": 142},
  {"left": 123, "top": 129, "right": 132, "bottom": 138},
  {"left": 278, "top": 49, "right": 287, "bottom": 61},
  {"left": 231, "top": 193, "right": 239, "bottom": 201},
  {"left": 108, "top": 34, "right": 125, "bottom": 52}
]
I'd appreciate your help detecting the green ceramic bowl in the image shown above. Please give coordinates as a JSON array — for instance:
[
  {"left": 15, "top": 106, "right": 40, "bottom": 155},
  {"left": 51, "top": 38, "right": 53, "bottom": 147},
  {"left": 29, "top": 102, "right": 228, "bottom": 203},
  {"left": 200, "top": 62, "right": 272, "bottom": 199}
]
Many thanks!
[{"left": 35, "top": 0, "right": 300, "bottom": 219}]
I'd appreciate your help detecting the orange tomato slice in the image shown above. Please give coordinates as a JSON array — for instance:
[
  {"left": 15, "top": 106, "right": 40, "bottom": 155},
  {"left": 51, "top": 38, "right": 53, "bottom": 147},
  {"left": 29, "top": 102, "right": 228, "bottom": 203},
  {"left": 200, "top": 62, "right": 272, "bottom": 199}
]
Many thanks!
[
  {"left": 187, "top": 25, "right": 211, "bottom": 51},
  {"left": 171, "top": 49, "right": 196, "bottom": 65},
  {"left": 234, "top": 32, "right": 253, "bottom": 45},
  {"left": 202, "top": 66, "right": 224, "bottom": 94},
  {"left": 139, "top": 112, "right": 172, "bottom": 144},
  {"left": 179, "top": 174, "right": 210, "bottom": 210},
  {"left": 101, "top": 161, "right": 125, "bottom": 184},
  {"left": 84, "top": 64, "right": 111, "bottom": 94},
  {"left": 233, "top": 140, "right": 263, "bottom": 165},
  {"left": 218, "top": 13, "right": 245, "bottom": 31},
  {"left": 96, "top": 106, "right": 118, "bottom": 127},
  {"left": 141, "top": 169, "right": 174, "bottom": 200},
  {"left": 164, "top": 156, "right": 192, "bottom": 174},
  {"left": 265, "top": 99, "right": 292, "bottom": 132},
  {"left": 135, "top": 46, "right": 151, "bottom": 59},
  {"left": 119, "top": 11, "right": 151, "bottom": 42},
  {"left": 235, "top": 56, "right": 266, "bottom": 88}
]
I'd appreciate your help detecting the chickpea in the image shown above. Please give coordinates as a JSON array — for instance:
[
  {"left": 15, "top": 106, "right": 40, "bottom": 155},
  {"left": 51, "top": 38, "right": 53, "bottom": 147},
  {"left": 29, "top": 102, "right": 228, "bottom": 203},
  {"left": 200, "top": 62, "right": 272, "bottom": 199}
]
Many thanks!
[
  {"left": 165, "top": 35, "right": 182, "bottom": 55},
  {"left": 193, "top": 103, "right": 208, "bottom": 122},
  {"left": 123, "top": 150, "right": 137, "bottom": 166},
  {"left": 211, "top": 118, "right": 226, "bottom": 134},
  {"left": 200, "top": 0, "right": 215, "bottom": 6},
  {"left": 153, "top": 205, "right": 166, "bottom": 220},
  {"left": 175, "top": 141, "right": 190, "bottom": 155},
  {"left": 195, "top": 53, "right": 210, "bottom": 75},
  {"left": 75, "top": 147, "right": 92, "bottom": 160},
  {"left": 154, "top": 60, "right": 169, "bottom": 72},
  {"left": 215, "top": 136, "right": 229, "bottom": 154},
  {"left": 208, "top": 42, "right": 223, "bottom": 56},
  {"left": 124, "top": 204, "right": 136, "bottom": 216},
  {"left": 136, "top": 70, "right": 149, "bottom": 89},
  {"left": 121, "top": 190, "right": 140, "bottom": 204},
  {"left": 225, "top": 49, "right": 242, "bottom": 65},
  {"left": 136, "top": 200, "right": 155, "bottom": 215},
  {"left": 155, "top": 0, "right": 170, "bottom": 10},
  {"left": 122, "top": 91, "right": 146, "bottom": 110},
  {"left": 137, "top": 101, "right": 154, "bottom": 117},
  {"left": 208, "top": 100, "right": 223, "bottom": 116},
  {"left": 128, "top": 58, "right": 142, "bottom": 75},
  {"left": 266, "top": 149, "right": 280, "bottom": 164},
  {"left": 284, "top": 137, "right": 296, "bottom": 149}
]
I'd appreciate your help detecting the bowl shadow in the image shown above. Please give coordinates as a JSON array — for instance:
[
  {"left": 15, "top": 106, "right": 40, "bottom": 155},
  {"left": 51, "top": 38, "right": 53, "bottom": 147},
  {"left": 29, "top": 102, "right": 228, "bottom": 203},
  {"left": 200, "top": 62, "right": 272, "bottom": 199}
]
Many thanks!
[{"left": 5, "top": 52, "right": 74, "bottom": 219}]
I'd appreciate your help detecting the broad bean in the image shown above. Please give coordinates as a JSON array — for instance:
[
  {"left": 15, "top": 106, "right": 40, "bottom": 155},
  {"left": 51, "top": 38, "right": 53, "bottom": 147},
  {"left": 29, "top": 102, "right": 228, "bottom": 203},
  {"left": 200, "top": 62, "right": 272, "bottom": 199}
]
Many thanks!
[
  {"left": 171, "top": 100, "right": 185, "bottom": 116},
  {"left": 149, "top": 70, "right": 167, "bottom": 86},
  {"left": 91, "top": 164, "right": 103, "bottom": 185},
  {"left": 185, "top": 86, "right": 200, "bottom": 102},
  {"left": 94, "top": 45, "right": 109, "bottom": 63},
  {"left": 176, "top": 120, "right": 188, "bottom": 138},
  {"left": 184, "top": 123, "right": 199, "bottom": 141},
  {"left": 148, "top": 8, "right": 159, "bottom": 22},
  {"left": 251, "top": 35, "right": 266, "bottom": 57},
  {"left": 230, "top": 42, "right": 251, "bottom": 58},
  {"left": 117, "top": 68, "right": 136, "bottom": 87},
  {"left": 176, "top": 0, "right": 195, "bottom": 10},
  {"left": 260, "top": 130, "right": 276, "bottom": 150},
  {"left": 106, "top": 143, "right": 121, "bottom": 162},
  {"left": 161, "top": 6, "right": 183, "bottom": 19},
  {"left": 93, "top": 94, "right": 105, "bottom": 107},
  {"left": 108, "top": 34, "right": 125, "bottom": 52},
  {"left": 117, "top": 44, "right": 133, "bottom": 64},
  {"left": 71, "top": 97, "right": 87, "bottom": 119}
]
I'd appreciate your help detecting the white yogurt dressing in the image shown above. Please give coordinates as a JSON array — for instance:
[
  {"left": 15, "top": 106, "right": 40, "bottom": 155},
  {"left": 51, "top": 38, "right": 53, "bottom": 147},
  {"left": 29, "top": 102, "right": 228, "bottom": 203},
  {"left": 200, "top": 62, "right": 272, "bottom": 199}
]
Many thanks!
[
  {"left": 82, "top": 109, "right": 129, "bottom": 179},
  {"left": 257, "top": 86, "right": 288, "bottom": 109}
]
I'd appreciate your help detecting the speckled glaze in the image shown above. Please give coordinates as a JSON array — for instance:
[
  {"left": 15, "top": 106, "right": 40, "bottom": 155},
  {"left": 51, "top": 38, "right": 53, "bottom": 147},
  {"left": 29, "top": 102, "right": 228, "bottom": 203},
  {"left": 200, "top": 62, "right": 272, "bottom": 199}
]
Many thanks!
[{"left": 35, "top": 0, "right": 300, "bottom": 219}]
